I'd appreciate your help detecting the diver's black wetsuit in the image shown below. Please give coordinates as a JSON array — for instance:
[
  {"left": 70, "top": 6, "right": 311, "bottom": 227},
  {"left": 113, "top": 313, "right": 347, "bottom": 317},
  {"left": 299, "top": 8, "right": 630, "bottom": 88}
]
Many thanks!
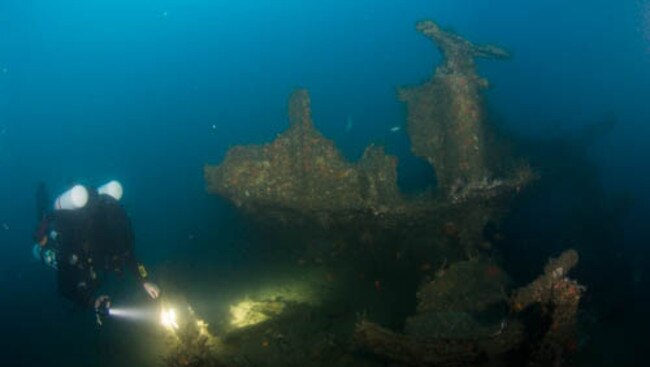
[{"left": 35, "top": 189, "right": 148, "bottom": 308}]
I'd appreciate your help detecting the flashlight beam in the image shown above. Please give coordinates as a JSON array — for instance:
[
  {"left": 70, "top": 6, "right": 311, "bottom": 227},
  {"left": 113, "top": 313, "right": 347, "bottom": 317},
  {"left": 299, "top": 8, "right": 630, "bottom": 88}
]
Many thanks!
[{"left": 109, "top": 307, "right": 156, "bottom": 321}]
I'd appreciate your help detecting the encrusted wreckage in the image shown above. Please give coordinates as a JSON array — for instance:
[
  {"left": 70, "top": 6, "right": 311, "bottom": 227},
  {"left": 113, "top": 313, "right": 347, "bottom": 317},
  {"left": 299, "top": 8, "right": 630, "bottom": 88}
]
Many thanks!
[
  {"left": 205, "top": 89, "right": 402, "bottom": 217},
  {"left": 204, "top": 19, "right": 532, "bottom": 248},
  {"left": 400, "top": 20, "right": 510, "bottom": 194},
  {"left": 355, "top": 250, "right": 584, "bottom": 366},
  {"left": 198, "top": 18, "right": 582, "bottom": 367},
  {"left": 510, "top": 249, "right": 584, "bottom": 366},
  {"left": 162, "top": 251, "right": 583, "bottom": 367}
]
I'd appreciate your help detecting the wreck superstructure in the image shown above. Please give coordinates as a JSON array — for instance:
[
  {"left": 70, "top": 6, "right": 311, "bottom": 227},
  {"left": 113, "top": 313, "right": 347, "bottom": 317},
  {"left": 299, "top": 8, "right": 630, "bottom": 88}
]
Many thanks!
[
  {"left": 205, "top": 89, "right": 403, "bottom": 218},
  {"left": 204, "top": 19, "right": 532, "bottom": 252},
  {"left": 400, "top": 20, "right": 511, "bottom": 195}
]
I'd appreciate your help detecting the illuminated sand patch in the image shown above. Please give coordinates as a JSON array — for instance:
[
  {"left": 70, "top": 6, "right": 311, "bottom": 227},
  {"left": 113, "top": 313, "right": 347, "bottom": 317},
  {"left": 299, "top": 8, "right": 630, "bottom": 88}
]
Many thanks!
[{"left": 226, "top": 267, "right": 334, "bottom": 329}]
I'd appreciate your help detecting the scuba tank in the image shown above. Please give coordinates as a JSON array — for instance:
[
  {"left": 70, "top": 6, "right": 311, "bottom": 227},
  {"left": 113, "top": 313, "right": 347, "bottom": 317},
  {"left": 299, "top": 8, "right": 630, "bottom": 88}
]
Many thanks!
[
  {"left": 97, "top": 180, "right": 123, "bottom": 201},
  {"left": 54, "top": 185, "right": 89, "bottom": 210}
]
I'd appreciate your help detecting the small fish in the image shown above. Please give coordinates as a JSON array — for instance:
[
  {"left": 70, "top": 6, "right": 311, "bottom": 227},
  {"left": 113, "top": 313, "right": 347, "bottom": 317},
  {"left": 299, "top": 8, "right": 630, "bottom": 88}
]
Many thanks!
[
  {"left": 211, "top": 124, "right": 217, "bottom": 130},
  {"left": 389, "top": 126, "right": 401, "bottom": 133},
  {"left": 374, "top": 280, "right": 382, "bottom": 291},
  {"left": 345, "top": 116, "right": 353, "bottom": 132}
]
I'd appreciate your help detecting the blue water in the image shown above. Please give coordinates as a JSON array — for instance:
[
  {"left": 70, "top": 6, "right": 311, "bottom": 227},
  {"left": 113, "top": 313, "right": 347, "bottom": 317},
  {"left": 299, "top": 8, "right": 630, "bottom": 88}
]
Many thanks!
[{"left": 1, "top": 1, "right": 649, "bottom": 366}]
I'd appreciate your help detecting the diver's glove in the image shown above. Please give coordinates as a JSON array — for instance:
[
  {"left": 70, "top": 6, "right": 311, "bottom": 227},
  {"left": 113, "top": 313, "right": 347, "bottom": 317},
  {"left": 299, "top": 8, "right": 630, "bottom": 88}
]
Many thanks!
[
  {"left": 94, "top": 295, "right": 111, "bottom": 326},
  {"left": 143, "top": 282, "right": 160, "bottom": 299}
]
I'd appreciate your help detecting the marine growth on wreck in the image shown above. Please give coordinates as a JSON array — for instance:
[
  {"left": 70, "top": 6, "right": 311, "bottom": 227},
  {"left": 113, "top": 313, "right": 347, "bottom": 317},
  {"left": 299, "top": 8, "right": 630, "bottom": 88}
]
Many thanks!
[
  {"left": 205, "top": 88, "right": 403, "bottom": 217},
  {"left": 204, "top": 20, "right": 530, "bottom": 221},
  {"left": 184, "top": 19, "right": 583, "bottom": 367}
]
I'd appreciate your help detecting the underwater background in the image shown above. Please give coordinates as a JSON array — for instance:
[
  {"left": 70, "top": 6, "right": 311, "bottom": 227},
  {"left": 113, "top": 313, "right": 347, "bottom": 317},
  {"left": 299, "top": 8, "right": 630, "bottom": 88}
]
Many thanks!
[{"left": 0, "top": 0, "right": 649, "bottom": 366}]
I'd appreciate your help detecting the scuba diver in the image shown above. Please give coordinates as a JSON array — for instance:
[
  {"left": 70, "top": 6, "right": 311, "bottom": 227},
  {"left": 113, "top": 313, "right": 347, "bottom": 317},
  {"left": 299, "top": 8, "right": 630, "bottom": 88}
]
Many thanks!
[{"left": 32, "top": 180, "right": 160, "bottom": 325}]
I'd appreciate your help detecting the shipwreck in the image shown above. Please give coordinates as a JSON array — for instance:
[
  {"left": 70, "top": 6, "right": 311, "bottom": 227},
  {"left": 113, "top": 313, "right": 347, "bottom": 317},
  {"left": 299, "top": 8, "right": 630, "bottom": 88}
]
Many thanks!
[{"left": 183, "top": 19, "right": 583, "bottom": 367}]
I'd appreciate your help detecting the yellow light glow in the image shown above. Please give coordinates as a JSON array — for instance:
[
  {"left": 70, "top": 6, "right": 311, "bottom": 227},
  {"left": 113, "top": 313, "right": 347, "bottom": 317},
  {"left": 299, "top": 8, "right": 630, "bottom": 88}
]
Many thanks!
[
  {"left": 160, "top": 307, "right": 179, "bottom": 330},
  {"left": 230, "top": 300, "right": 260, "bottom": 328},
  {"left": 196, "top": 320, "right": 210, "bottom": 337},
  {"left": 229, "top": 299, "right": 285, "bottom": 329}
]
